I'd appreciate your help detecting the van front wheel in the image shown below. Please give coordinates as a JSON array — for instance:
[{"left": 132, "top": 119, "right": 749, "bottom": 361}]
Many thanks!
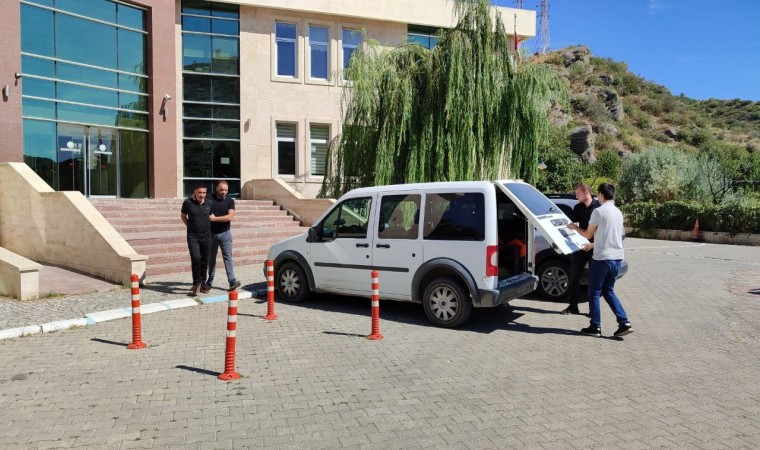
[
  {"left": 276, "top": 261, "right": 310, "bottom": 303},
  {"left": 422, "top": 277, "right": 472, "bottom": 328}
]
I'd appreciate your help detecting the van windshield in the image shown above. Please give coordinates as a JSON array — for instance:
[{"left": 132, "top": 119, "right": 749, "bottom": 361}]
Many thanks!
[{"left": 501, "top": 182, "right": 563, "bottom": 217}]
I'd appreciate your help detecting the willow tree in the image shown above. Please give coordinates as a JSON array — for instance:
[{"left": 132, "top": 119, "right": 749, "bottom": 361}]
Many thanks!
[{"left": 320, "top": 0, "right": 564, "bottom": 198}]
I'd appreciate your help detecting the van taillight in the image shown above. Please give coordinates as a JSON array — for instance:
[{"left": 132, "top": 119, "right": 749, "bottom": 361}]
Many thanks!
[{"left": 486, "top": 245, "right": 498, "bottom": 277}]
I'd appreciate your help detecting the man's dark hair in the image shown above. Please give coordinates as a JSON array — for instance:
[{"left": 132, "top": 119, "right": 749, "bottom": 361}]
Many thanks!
[
  {"left": 597, "top": 183, "right": 616, "bottom": 201},
  {"left": 193, "top": 183, "right": 208, "bottom": 191}
]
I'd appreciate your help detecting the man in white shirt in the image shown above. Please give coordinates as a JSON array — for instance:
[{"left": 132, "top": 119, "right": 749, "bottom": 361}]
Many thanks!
[{"left": 568, "top": 183, "right": 633, "bottom": 338}]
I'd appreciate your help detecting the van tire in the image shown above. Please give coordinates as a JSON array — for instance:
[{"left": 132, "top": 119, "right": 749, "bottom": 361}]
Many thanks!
[
  {"left": 422, "top": 277, "right": 472, "bottom": 328},
  {"left": 536, "top": 259, "right": 571, "bottom": 301},
  {"left": 276, "top": 261, "right": 310, "bottom": 303}
]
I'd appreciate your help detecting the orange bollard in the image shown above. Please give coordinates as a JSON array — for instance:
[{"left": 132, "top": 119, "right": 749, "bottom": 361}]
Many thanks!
[
  {"left": 264, "top": 260, "right": 278, "bottom": 320},
  {"left": 368, "top": 270, "right": 383, "bottom": 340},
  {"left": 218, "top": 290, "right": 241, "bottom": 381},
  {"left": 127, "top": 274, "right": 147, "bottom": 350}
]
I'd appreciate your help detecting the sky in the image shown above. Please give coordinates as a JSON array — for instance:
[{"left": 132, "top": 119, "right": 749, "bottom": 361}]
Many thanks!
[{"left": 492, "top": 0, "right": 760, "bottom": 101}]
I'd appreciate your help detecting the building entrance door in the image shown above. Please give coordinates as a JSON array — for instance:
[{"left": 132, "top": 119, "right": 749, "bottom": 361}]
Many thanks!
[{"left": 56, "top": 125, "right": 118, "bottom": 197}]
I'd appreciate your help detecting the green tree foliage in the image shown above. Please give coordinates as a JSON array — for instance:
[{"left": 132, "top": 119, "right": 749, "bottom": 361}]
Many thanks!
[
  {"left": 320, "top": 0, "right": 565, "bottom": 198},
  {"left": 536, "top": 125, "right": 590, "bottom": 192},
  {"left": 618, "top": 147, "right": 702, "bottom": 203},
  {"left": 593, "top": 149, "right": 623, "bottom": 183}
]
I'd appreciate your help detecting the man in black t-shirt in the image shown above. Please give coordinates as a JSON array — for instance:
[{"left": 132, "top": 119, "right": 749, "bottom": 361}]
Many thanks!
[
  {"left": 562, "top": 183, "right": 601, "bottom": 315},
  {"left": 205, "top": 180, "right": 241, "bottom": 292},
  {"left": 181, "top": 183, "right": 212, "bottom": 296}
]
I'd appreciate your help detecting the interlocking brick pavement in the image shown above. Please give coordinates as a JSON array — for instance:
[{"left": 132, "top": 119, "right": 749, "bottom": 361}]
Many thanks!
[{"left": 0, "top": 238, "right": 758, "bottom": 448}]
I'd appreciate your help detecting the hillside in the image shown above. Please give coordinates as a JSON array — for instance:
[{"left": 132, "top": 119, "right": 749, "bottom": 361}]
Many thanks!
[{"left": 532, "top": 46, "right": 760, "bottom": 163}]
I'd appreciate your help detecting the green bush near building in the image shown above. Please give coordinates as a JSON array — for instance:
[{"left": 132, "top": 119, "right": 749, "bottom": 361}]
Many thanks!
[{"left": 621, "top": 201, "right": 760, "bottom": 235}]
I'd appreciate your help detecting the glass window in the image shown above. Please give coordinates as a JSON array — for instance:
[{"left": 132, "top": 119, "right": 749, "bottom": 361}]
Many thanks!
[
  {"left": 408, "top": 24, "right": 442, "bottom": 49},
  {"left": 183, "top": 104, "right": 239, "bottom": 119},
  {"left": 182, "top": 16, "right": 211, "bottom": 33},
  {"left": 309, "top": 25, "right": 329, "bottom": 80},
  {"left": 57, "top": 83, "right": 118, "bottom": 109},
  {"left": 320, "top": 197, "right": 372, "bottom": 240},
  {"left": 119, "top": 129, "right": 148, "bottom": 198},
  {"left": 342, "top": 28, "right": 361, "bottom": 78},
  {"left": 23, "top": 119, "right": 58, "bottom": 189},
  {"left": 24, "top": 0, "right": 54, "bottom": 6},
  {"left": 378, "top": 194, "right": 421, "bottom": 240},
  {"left": 57, "top": 62, "right": 118, "bottom": 90},
  {"left": 56, "top": 0, "right": 116, "bottom": 24},
  {"left": 501, "top": 182, "right": 564, "bottom": 216},
  {"left": 119, "top": 92, "right": 148, "bottom": 112},
  {"left": 211, "top": 141, "right": 241, "bottom": 179},
  {"left": 212, "top": 19, "right": 239, "bottom": 36},
  {"left": 184, "top": 120, "right": 213, "bottom": 139},
  {"left": 183, "top": 140, "right": 213, "bottom": 177},
  {"left": 424, "top": 192, "right": 485, "bottom": 241},
  {"left": 182, "top": 0, "right": 210, "bottom": 16},
  {"left": 57, "top": 103, "right": 115, "bottom": 127},
  {"left": 22, "top": 98, "right": 56, "bottom": 120},
  {"left": 118, "top": 29, "right": 146, "bottom": 74},
  {"left": 118, "top": 4, "right": 145, "bottom": 31},
  {"left": 212, "top": 121, "right": 240, "bottom": 139},
  {"left": 119, "top": 73, "right": 147, "bottom": 94},
  {"left": 56, "top": 14, "right": 117, "bottom": 69},
  {"left": 211, "top": 77, "right": 240, "bottom": 103},
  {"left": 211, "top": 36, "right": 239, "bottom": 74},
  {"left": 211, "top": 2, "right": 239, "bottom": 19},
  {"left": 22, "top": 78, "right": 56, "bottom": 99},
  {"left": 309, "top": 124, "right": 329, "bottom": 176},
  {"left": 275, "top": 22, "right": 297, "bottom": 77},
  {"left": 22, "top": 56, "right": 55, "bottom": 78},
  {"left": 183, "top": 74, "right": 211, "bottom": 102},
  {"left": 21, "top": 5, "right": 54, "bottom": 56},
  {"left": 183, "top": 34, "right": 212, "bottom": 72},
  {"left": 116, "top": 111, "right": 148, "bottom": 129},
  {"left": 276, "top": 122, "right": 296, "bottom": 176}
]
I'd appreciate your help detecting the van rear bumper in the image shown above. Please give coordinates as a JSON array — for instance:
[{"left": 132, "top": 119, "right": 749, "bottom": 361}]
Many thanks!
[{"left": 477, "top": 273, "right": 538, "bottom": 307}]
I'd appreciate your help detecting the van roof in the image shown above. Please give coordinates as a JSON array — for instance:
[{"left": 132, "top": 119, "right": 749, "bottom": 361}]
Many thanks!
[{"left": 344, "top": 180, "right": 525, "bottom": 196}]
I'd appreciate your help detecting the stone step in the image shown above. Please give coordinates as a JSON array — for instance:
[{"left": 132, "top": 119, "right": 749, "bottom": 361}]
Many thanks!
[
  {"left": 125, "top": 229, "right": 305, "bottom": 247},
  {"left": 145, "top": 247, "right": 270, "bottom": 265},
  {"left": 104, "top": 211, "right": 294, "bottom": 225},
  {"left": 112, "top": 220, "right": 301, "bottom": 234},
  {"left": 145, "top": 255, "right": 269, "bottom": 278}
]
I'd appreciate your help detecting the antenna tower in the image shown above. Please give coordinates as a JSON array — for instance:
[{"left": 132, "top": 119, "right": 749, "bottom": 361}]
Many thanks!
[{"left": 536, "top": 0, "right": 550, "bottom": 54}]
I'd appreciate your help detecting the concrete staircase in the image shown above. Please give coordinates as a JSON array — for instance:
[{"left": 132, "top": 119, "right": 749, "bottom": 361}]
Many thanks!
[{"left": 90, "top": 198, "right": 308, "bottom": 278}]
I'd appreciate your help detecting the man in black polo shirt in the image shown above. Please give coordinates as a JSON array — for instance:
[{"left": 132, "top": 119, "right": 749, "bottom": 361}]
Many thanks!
[
  {"left": 205, "top": 180, "right": 241, "bottom": 292},
  {"left": 181, "top": 183, "right": 212, "bottom": 296},
  {"left": 562, "top": 183, "right": 600, "bottom": 315}
]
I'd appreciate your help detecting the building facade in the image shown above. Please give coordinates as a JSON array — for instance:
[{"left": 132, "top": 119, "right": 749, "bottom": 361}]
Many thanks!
[{"left": 0, "top": 0, "right": 535, "bottom": 199}]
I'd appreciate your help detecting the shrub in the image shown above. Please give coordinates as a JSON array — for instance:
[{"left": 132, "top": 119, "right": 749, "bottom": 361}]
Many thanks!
[
  {"left": 621, "top": 201, "right": 760, "bottom": 235},
  {"left": 618, "top": 147, "right": 701, "bottom": 202}
]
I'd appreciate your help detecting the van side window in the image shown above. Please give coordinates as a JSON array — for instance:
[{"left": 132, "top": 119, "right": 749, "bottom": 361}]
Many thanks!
[
  {"left": 424, "top": 192, "right": 485, "bottom": 241},
  {"left": 378, "top": 194, "right": 421, "bottom": 239},
  {"left": 320, "top": 197, "right": 372, "bottom": 239}
]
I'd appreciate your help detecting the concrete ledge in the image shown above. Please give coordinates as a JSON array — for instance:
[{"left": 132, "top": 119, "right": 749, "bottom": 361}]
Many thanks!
[
  {"left": 162, "top": 298, "right": 200, "bottom": 309},
  {"left": 0, "top": 246, "right": 42, "bottom": 300},
  {"left": 0, "top": 325, "right": 42, "bottom": 341},
  {"left": 140, "top": 303, "right": 170, "bottom": 315},
  {"left": 41, "top": 318, "right": 89, "bottom": 333},
  {"left": 243, "top": 178, "right": 333, "bottom": 226},
  {"left": 85, "top": 308, "right": 130, "bottom": 323},
  {"left": 625, "top": 227, "right": 760, "bottom": 246}
]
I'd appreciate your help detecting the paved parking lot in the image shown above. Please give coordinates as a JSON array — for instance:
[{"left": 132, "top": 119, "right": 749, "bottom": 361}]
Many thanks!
[{"left": 0, "top": 238, "right": 758, "bottom": 448}]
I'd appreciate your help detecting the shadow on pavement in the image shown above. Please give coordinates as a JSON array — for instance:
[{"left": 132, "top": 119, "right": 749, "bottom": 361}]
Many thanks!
[
  {"left": 175, "top": 365, "right": 220, "bottom": 377},
  {"left": 141, "top": 281, "right": 189, "bottom": 296},
  {"left": 91, "top": 338, "right": 129, "bottom": 347}
]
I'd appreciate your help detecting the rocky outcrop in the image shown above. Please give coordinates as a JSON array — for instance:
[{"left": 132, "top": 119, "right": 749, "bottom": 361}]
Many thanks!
[
  {"left": 599, "top": 74, "right": 614, "bottom": 85},
  {"left": 562, "top": 46, "right": 591, "bottom": 67},
  {"left": 664, "top": 128, "right": 679, "bottom": 140},
  {"left": 569, "top": 125, "right": 596, "bottom": 163},
  {"left": 591, "top": 86, "right": 624, "bottom": 121},
  {"left": 597, "top": 122, "right": 619, "bottom": 137}
]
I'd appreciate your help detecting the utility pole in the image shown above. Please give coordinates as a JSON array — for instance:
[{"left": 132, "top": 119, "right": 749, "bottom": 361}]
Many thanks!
[{"left": 536, "top": 0, "right": 550, "bottom": 54}]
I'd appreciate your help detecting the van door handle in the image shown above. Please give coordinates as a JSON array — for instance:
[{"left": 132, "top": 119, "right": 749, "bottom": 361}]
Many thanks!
[
  {"left": 355, "top": 243, "right": 369, "bottom": 248},
  {"left": 376, "top": 243, "right": 390, "bottom": 248}
]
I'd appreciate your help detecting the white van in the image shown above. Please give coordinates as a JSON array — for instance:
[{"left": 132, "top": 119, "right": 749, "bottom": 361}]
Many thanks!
[{"left": 266, "top": 181, "right": 589, "bottom": 327}]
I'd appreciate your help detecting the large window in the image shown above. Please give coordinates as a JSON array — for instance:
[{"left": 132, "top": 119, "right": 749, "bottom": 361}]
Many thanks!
[
  {"left": 309, "top": 25, "right": 329, "bottom": 80},
  {"left": 408, "top": 24, "right": 442, "bottom": 49},
  {"left": 424, "top": 193, "right": 485, "bottom": 241},
  {"left": 20, "top": 0, "right": 149, "bottom": 197},
  {"left": 342, "top": 28, "right": 361, "bottom": 79},
  {"left": 181, "top": 0, "right": 241, "bottom": 196},
  {"left": 276, "top": 21, "right": 297, "bottom": 77},
  {"left": 276, "top": 123, "right": 297, "bottom": 176},
  {"left": 309, "top": 124, "right": 329, "bottom": 176}
]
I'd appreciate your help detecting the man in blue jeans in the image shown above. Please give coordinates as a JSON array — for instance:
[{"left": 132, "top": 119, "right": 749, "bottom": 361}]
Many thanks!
[
  {"left": 568, "top": 183, "right": 633, "bottom": 338},
  {"left": 204, "top": 180, "right": 241, "bottom": 292}
]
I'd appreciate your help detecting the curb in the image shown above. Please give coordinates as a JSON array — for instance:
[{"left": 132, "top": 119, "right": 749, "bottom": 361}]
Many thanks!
[{"left": 0, "top": 289, "right": 259, "bottom": 342}]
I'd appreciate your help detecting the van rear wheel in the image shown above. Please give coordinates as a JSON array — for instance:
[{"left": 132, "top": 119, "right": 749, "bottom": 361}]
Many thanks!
[{"left": 422, "top": 277, "right": 472, "bottom": 328}]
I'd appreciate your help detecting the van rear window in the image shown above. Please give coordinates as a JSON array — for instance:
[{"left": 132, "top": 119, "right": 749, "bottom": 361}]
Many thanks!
[{"left": 423, "top": 192, "right": 484, "bottom": 241}]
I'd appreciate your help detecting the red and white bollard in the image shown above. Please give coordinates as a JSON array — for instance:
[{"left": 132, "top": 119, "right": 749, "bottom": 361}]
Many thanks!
[
  {"left": 127, "top": 274, "right": 147, "bottom": 350},
  {"left": 368, "top": 270, "right": 383, "bottom": 340},
  {"left": 264, "top": 260, "right": 278, "bottom": 320},
  {"left": 218, "top": 290, "right": 241, "bottom": 381}
]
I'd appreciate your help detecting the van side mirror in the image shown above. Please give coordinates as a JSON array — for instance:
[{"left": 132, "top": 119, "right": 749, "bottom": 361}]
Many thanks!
[{"left": 307, "top": 227, "right": 318, "bottom": 242}]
